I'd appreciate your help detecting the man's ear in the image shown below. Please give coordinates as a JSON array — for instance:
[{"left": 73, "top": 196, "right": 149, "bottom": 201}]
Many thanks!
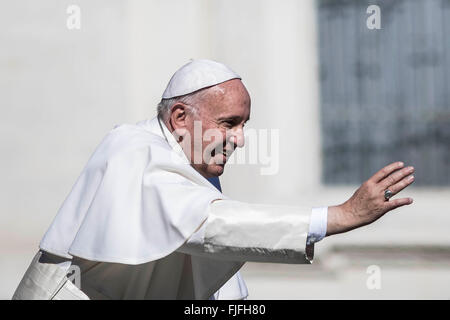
[
  {"left": 169, "top": 103, "right": 188, "bottom": 131},
  {"left": 168, "top": 103, "right": 191, "bottom": 143}
]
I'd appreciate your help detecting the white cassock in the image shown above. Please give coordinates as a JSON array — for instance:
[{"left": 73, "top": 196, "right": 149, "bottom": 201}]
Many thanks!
[{"left": 12, "top": 115, "right": 328, "bottom": 300}]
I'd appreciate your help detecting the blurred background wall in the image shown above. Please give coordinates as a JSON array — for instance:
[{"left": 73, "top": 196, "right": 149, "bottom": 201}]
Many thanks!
[{"left": 0, "top": 0, "right": 449, "bottom": 299}]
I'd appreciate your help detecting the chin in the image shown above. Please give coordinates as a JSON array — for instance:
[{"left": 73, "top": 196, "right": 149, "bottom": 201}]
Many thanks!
[{"left": 207, "top": 164, "right": 225, "bottom": 177}]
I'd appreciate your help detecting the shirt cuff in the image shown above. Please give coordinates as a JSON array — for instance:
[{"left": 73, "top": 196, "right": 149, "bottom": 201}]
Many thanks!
[{"left": 306, "top": 206, "right": 328, "bottom": 245}]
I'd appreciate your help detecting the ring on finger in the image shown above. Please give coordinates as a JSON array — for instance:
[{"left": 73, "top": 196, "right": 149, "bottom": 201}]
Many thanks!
[{"left": 384, "top": 189, "right": 394, "bottom": 201}]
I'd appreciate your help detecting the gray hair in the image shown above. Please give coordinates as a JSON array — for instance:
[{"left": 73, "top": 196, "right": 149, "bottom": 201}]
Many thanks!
[
  {"left": 157, "top": 88, "right": 210, "bottom": 122},
  {"left": 157, "top": 84, "right": 227, "bottom": 122}
]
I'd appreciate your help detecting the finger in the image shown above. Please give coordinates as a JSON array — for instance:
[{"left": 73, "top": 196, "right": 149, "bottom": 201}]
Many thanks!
[
  {"left": 370, "top": 161, "right": 405, "bottom": 183},
  {"left": 384, "top": 197, "right": 414, "bottom": 212},
  {"left": 380, "top": 166, "right": 415, "bottom": 189},
  {"left": 386, "top": 174, "right": 415, "bottom": 196}
]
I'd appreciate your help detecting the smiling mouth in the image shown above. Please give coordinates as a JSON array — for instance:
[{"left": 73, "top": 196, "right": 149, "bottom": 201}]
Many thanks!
[
  {"left": 211, "top": 148, "right": 227, "bottom": 157},
  {"left": 211, "top": 148, "right": 230, "bottom": 164}
]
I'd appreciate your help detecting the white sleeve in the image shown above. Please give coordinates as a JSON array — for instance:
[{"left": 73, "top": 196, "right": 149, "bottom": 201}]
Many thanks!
[
  {"left": 306, "top": 207, "right": 328, "bottom": 245},
  {"left": 176, "top": 199, "right": 316, "bottom": 263}
]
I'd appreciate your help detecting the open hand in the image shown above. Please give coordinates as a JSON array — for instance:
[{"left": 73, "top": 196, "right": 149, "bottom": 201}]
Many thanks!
[{"left": 327, "top": 161, "right": 415, "bottom": 236}]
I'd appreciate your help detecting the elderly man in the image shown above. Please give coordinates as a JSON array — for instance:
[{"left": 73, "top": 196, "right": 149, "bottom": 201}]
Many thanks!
[{"left": 13, "top": 59, "right": 415, "bottom": 300}]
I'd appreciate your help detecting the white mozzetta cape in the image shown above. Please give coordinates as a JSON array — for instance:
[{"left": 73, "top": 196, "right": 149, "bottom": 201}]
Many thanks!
[
  {"left": 37, "top": 116, "right": 313, "bottom": 299},
  {"left": 40, "top": 117, "right": 226, "bottom": 264}
]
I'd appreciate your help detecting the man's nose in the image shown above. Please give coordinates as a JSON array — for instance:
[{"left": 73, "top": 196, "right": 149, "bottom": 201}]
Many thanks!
[{"left": 229, "top": 127, "right": 245, "bottom": 148}]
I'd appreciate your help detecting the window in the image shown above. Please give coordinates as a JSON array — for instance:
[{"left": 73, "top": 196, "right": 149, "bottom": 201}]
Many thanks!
[{"left": 318, "top": 0, "right": 450, "bottom": 185}]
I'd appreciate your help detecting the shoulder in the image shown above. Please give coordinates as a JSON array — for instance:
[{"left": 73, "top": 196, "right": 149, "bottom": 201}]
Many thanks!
[
  {"left": 87, "top": 123, "right": 173, "bottom": 169},
  {"left": 107, "top": 123, "right": 169, "bottom": 149}
]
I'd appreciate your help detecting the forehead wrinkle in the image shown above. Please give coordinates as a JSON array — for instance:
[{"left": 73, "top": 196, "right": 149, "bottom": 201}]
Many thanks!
[
  {"left": 198, "top": 86, "right": 228, "bottom": 117},
  {"left": 198, "top": 79, "right": 250, "bottom": 120}
]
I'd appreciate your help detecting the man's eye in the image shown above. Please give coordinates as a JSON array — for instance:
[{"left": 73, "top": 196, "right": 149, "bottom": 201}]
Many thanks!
[{"left": 223, "top": 121, "right": 234, "bottom": 128}]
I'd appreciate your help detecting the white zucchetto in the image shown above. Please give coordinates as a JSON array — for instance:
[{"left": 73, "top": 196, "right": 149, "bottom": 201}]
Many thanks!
[{"left": 162, "top": 59, "right": 241, "bottom": 99}]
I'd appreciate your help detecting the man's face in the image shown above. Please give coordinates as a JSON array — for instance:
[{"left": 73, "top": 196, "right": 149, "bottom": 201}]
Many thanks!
[{"left": 185, "top": 79, "right": 251, "bottom": 178}]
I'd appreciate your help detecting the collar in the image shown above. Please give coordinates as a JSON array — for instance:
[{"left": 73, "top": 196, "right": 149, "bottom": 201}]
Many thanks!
[
  {"left": 137, "top": 116, "right": 190, "bottom": 165},
  {"left": 136, "top": 116, "right": 223, "bottom": 193}
]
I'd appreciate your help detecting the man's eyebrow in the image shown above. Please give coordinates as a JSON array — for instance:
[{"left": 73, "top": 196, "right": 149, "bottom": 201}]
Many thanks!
[{"left": 218, "top": 116, "right": 250, "bottom": 123}]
